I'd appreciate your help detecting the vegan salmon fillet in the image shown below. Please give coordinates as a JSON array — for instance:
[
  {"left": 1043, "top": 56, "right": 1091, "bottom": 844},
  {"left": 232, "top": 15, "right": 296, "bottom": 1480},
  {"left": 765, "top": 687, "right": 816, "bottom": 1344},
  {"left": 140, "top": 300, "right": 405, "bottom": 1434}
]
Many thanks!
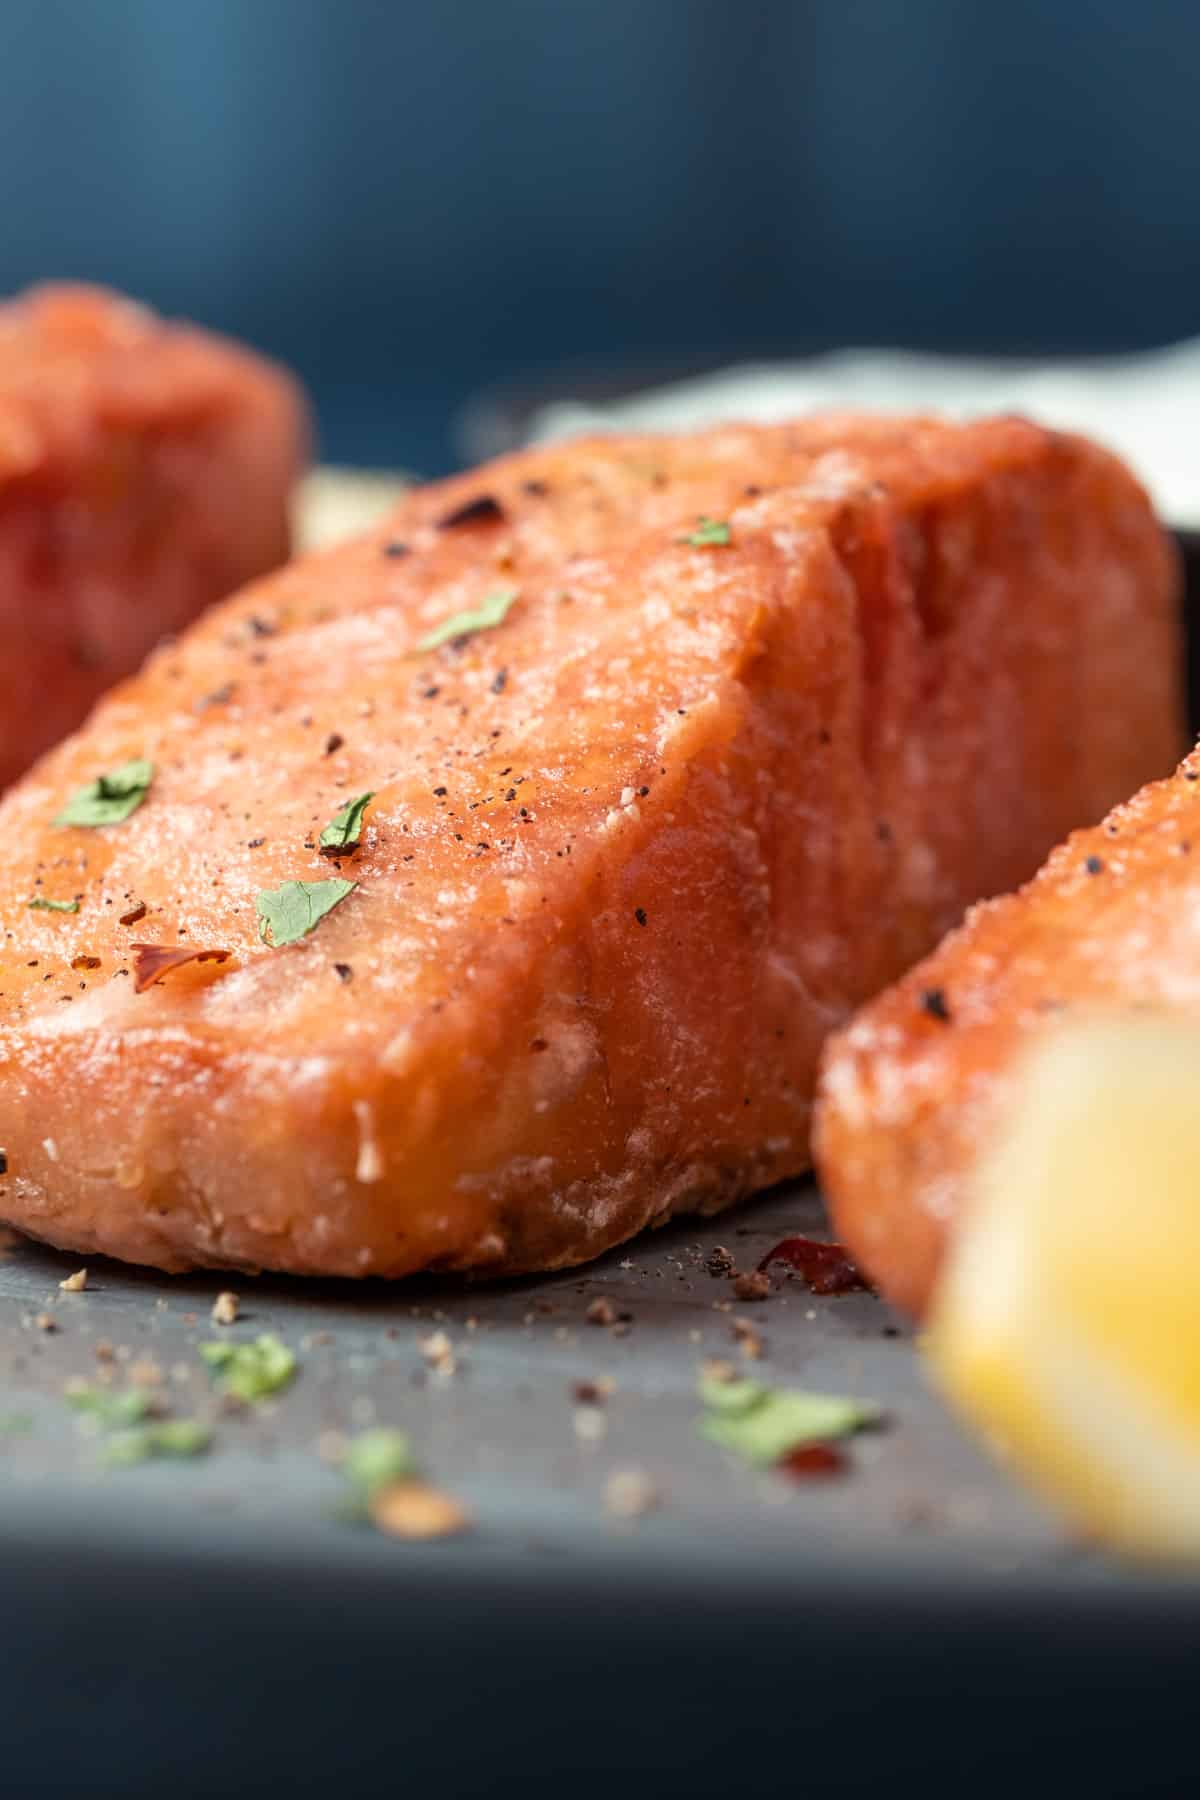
[
  {"left": 816, "top": 744, "right": 1200, "bottom": 1319},
  {"left": 0, "top": 283, "right": 307, "bottom": 789},
  {"left": 0, "top": 417, "right": 1180, "bottom": 1276}
]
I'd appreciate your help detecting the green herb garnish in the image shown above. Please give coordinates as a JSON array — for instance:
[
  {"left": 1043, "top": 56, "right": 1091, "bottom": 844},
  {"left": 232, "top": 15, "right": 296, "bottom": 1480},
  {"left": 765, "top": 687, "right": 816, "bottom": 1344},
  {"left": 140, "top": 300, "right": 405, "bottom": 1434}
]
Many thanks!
[
  {"left": 319, "top": 791, "right": 375, "bottom": 856},
  {"left": 54, "top": 758, "right": 154, "bottom": 828},
  {"left": 200, "top": 1333, "right": 297, "bottom": 1403},
  {"left": 680, "top": 517, "right": 731, "bottom": 548},
  {"left": 102, "top": 1418, "right": 212, "bottom": 1467},
  {"left": 343, "top": 1427, "right": 417, "bottom": 1496},
  {"left": 413, "top": 588, "right": 518, "bottom": 655},
  {"left": 66, "top": 1384, "right": 155, "bottom": 1430},
  {"left": 27, "top": 895, "right": 80, "bottom": 913},
  {"left": 696, "top": 1371, "right": 879, "bottom": 1466},
  {"left": 255, "top": 879, "right": 355, "bottom": 948}
]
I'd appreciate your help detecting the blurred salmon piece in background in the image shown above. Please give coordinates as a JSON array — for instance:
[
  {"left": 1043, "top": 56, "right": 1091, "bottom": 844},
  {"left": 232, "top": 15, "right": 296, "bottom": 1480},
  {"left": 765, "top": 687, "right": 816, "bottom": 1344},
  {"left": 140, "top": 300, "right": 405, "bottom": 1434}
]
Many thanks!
[{"left": 0, "top": 283, "right": 308, "bottom": 789}]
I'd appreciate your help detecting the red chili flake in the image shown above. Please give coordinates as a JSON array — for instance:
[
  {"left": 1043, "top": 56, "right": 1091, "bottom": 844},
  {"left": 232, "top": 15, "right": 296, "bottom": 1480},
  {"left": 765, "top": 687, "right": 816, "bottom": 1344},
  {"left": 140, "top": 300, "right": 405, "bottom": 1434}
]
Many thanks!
[
  {"left": 131, "top": 944, "right": 231, "bottom": 995},
  {"left": 757, "top": 1235, "right": 872, "bottom": 1295},
  {"left": 436, "top": 493, "right": 505, "bottom": 530},
  {"left": 780, "top": 1442, "right": 847, "bottom": 1479},
  {"left": 118, "top": 901, "right": 148, "bottom": 927}
]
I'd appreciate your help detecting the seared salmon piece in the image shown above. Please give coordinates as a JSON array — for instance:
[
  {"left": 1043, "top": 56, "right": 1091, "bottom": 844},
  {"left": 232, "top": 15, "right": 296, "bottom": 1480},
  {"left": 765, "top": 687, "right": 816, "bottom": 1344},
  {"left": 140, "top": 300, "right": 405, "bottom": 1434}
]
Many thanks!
[
  {"left": 0, "top": 283, "right": 307, "bottom": 789},
  {"left": 816, "top": 748, "right": 1200, "bottom": 1318},
  {"left": 0, "top": 418, "right": 1180, "bottom": 1277}
]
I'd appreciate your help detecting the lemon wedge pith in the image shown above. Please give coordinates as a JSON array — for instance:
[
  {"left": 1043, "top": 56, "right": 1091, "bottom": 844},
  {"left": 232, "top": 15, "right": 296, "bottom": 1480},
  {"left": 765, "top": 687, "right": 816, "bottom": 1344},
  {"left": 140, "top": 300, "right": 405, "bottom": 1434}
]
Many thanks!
[{"left": 927, "top": 1016, "right": 1200, "bottom": 1558}]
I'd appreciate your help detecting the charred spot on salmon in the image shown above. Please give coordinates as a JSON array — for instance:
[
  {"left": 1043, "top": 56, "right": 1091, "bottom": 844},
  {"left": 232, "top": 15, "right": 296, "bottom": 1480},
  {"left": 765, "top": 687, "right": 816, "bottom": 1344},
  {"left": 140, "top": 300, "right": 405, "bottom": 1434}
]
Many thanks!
[
  {"left": 319, "top": 792, "right": 374, "bottom": 856},
  {"left": 436, "top": 493, "right": 505, "bottom": 531},
  {"left": 118, "top": 900, "right": 147, "bottom": 926},
  {"left": 1085, "top": 854, "right": 1105, "bottom": 874},
  {"left": 920, "top": 987, "right": 952, "bottom": 1023},
  {"left": 634, "top": 907, "right": 648, "bottom": 927},
  {"left": 324, "top": 732, "right": 344, "bottom": 756},
  {"left": 256, "top": 878, "right": 355, "bottom": 948},
  {"left": 131, "top": 944, "right": 231, "bottom": 994},
  {"left": 383, "top": 541, "right": 410, "bottom": 558},
  {"left": 54, "top": 758, "right": 154, "bottom": 829},
  {"left": 758, "top": 1235, "right": 871, "bottom": 1295},
  {"left": 680, "top": 516, "right": 731, "bottom": 547},
  {"left": 413, "top": 589, "right": 519, "bottom": 655}
]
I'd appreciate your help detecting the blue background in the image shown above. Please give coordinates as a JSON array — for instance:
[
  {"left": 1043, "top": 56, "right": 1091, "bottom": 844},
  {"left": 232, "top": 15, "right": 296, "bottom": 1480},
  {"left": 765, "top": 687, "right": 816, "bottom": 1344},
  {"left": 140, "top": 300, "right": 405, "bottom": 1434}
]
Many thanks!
[{"left": 1, "top": 0, "right": 1196, "bottom": 472}]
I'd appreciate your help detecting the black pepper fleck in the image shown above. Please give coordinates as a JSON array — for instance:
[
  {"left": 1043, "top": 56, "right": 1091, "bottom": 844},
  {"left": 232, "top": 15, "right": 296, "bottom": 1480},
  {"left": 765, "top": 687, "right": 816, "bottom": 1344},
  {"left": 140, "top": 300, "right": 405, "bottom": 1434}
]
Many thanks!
[
  {"left": 324, "top": 733, "right": 345, "bottom": 756},
  {"left": 433, "top": 786, "right": 448, "bottom": 797},
  {"left": 334, "top": 963, "right": 353, "bottom": 983},
  {"left": 437, "top": 493, "right": 505, "bottom": 530},
  {"left": 384, "top": 541, "right": 410, "bottom": 558},
  {"left": 920, "top": 987, "right": 952, "bottom": 1023},
  {"left": 634, "top": 907, "right": 648, "bottom": 927},
  {"left": 491, "top": 668, "right": 508, "bottom": 695},
  {"left": 1084, "top": 854, "right": 1104, "bottom": 875}
]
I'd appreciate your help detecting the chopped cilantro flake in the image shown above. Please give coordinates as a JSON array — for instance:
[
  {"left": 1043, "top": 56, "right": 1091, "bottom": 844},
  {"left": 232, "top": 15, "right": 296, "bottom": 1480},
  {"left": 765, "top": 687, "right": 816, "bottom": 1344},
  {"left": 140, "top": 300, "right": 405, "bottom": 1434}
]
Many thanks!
[
  {"left": 681, "top": 517, "right": 731, "bottom": 547},
  {"left": 27, "top": 896, "right": 79, "bottom": 913},
  {"left": 102, "top": 1418, "right": 212, "bottom": 1466},
  {"left": 319, "top": 791, "right": 375, "bottom": 855},
  {"left": 342, "top": 1427, "right": 417, "bottom": 1496},
  {"left": 414, "top": 589, "right": 519, "bottom": 655},
  {"left": 54, "top": 759, "right": 154, "bottom": 828},
  {"left": 255, "top": 879, "right": 355, "bottom": 948},
  {"left": 696, "top": 1371, "right": 879, "bottom": 1465},
  {"left": 66, "top": 1384, "right": 155, "bottom": 1430},
  {"left": 200, "top": 1333, "right": 297, "bottom": 1402}
]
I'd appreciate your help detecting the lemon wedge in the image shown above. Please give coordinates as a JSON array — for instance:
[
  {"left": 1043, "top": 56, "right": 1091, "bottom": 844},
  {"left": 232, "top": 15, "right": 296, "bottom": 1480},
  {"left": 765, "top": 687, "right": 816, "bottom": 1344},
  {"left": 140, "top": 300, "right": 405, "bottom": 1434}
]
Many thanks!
[{"left": 927, "top": 1016, "right": 1200, "bottom": 1558}]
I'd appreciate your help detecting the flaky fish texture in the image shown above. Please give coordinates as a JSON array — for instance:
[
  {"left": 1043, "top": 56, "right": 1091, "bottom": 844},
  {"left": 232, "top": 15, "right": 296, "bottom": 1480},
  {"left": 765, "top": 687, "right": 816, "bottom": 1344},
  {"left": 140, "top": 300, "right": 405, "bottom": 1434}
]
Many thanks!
[
  {"left": 0, "top": 416, "right": 1181, "bottom": 1276},
  {"left": 0, "top": 282, "right": 307, "bottom": 789},
  {"left": 815, "top": 747, "right": 1200, "bottom": 1318}
]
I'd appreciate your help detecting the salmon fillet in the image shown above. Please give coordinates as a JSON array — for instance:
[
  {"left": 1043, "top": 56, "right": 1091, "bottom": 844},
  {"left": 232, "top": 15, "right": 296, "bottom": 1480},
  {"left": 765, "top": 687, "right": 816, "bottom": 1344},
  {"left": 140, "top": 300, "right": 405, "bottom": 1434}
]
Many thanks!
[
  {"left": 0, "top": 417, "right": 1180, "bottom": 1277},
  {"left": 0, "top": 283, "right": 308, "bottom": 790},
  {"left": 815, "top": 747, "right": 1200, "bottom": 1318}
]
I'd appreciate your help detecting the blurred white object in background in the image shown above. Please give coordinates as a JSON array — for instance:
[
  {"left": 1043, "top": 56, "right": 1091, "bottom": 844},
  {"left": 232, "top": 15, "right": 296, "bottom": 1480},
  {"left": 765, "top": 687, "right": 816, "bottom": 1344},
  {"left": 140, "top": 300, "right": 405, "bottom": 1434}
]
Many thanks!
[
  {"left": 294, "top": 467, "right": 411, "bottom": 552},
  {"left": 530, "top": 344, "right": 1200, "bottom": 528}
]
